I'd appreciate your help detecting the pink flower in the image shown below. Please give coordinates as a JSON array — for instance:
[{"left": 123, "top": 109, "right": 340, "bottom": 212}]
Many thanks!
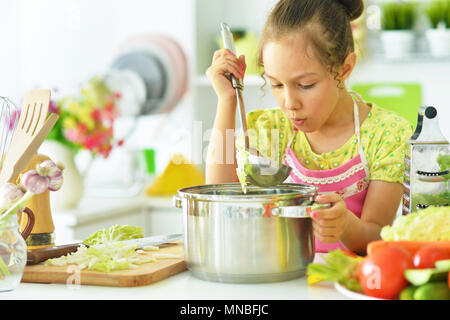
[
  {"left": 357, "top": 180, "right": 368, "bottom": 192},
  {"left": 336, "top": 189, "right": 346, "bottom": 198},
  {"left": 49, "top": 100, "right": 59, "bottom": 114},
  {"left": 92, "top": 108, "right": 102, "bottom": 122},
  {"left": 64, "top": 128, "right": 81, "bottom": 143}
]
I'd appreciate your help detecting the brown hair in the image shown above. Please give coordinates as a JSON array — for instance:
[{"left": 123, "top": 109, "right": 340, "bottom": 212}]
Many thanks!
[{"left": 257, "top": 0, "right": 364, "bottom": 88}]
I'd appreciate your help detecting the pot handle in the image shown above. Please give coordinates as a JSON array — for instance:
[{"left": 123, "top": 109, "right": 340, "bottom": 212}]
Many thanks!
[
  {"left": 271, "top": 203, "right": 331, "bottom": 218},
  {"left": 173, "top": 195, "right": 182, "bottom": 208}
]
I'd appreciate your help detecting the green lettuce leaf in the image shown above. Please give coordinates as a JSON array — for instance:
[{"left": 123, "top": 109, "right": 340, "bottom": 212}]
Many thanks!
[
  {"left": 83, "top": 224, "right": 144, "bottom": 246},
  {"left": 306, "top": 249, "right": 363, "bottom": 292}
]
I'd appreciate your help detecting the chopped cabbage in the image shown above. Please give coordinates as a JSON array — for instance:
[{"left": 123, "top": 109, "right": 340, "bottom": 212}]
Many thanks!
[
  {"left": 411, "top": 191, "right": 450, "bottom": 209},
  {"left": 45, "top": 224, "right": 181, "bottom": 273},
  {"left": 437, "top": 154, "right": 450, "bottom": 181},
  {"left": 236, "top": 149, "right": 250, "bottom": 194},
  {"left": 45, "top": 242, "right": 156, "bottom": 272},
  {"left": 83, "top": 224, "right": 143, "bottom": 246},
  {"left": 381, "top": 206, "right": 450, "bottom": 241}
]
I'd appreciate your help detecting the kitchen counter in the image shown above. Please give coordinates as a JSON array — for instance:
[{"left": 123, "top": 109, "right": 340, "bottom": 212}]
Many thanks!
[
  {"left": 6, "top": 196, "right": 351, "bottom": 300},
  {"left": 1, "top": 258, "right": 349, "bottom": 300}
]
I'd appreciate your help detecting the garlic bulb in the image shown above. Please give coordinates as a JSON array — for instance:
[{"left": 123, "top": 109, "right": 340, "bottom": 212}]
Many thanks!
[
  {"left": 0, "top": 183, "right": 25, "bottom": 214},
  {"left": 21, "top": 169, "right": 50, "bottom": 194},
  {"left": 37, "top": 160, "right": 64, "bottom": 191}
]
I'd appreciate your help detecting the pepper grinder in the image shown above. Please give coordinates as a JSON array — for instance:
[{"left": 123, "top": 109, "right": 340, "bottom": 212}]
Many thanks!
[{"left": 17, "top": 153, "right": 55, "bottom": 249}]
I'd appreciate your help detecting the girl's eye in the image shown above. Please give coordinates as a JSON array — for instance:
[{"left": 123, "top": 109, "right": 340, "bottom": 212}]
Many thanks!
[
  {"left": 270, "top": 83, "right": 283, "bottom": 89},
  {"left": 299, "top": 83, "right": 315, "bottom": 89}
]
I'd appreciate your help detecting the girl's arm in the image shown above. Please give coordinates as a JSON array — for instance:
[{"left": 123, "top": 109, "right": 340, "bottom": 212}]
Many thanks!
[
  {"left": 340, "top": 180, "right": 403, "bottom": 253},
  {"left": 204, "top": 49, "right": 246, "bottom": 184},
  {"left": 205, "top": 98, "right": 240, "bottom": 184},
  {"left": 313, "top": 180, "right": 403, "bottom": 255}
]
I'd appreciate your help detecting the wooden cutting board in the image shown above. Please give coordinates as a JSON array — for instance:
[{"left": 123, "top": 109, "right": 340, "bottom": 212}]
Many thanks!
[{"left": 21, "top": 242, "right": 186, "bottom": 287}]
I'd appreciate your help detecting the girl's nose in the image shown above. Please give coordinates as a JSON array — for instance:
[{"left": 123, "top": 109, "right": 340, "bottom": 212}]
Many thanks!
[{"left": 284, "top": 89, "right": 301, "bottom": 111}]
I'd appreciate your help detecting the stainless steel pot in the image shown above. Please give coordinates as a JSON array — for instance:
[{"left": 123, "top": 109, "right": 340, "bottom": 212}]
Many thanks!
[{"left": 173, "top": 183, "right": 320, "bottom": 283}]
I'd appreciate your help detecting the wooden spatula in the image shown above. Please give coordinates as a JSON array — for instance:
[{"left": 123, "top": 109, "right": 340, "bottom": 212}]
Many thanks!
[{"left": 0, "top": 90, "right": 55, "bottom": 185}]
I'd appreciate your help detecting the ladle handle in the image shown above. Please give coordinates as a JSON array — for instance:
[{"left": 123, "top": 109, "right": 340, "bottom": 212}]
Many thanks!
[
  {"left": 236, "top": 89, "right": 249, "bottom": 149},
  {"left": 220, "top": 23, "right": 243, "bottom": 90},
  {"left": 221, "top": 22, "right": 249, "bottom": 150}
]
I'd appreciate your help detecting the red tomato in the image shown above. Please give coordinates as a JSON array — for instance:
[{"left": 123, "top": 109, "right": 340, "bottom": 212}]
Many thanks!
[
  {"left": 413, "top": 245, "right": 450, "bottom": 269},
  {"left": 359, "top": 245, "right": 413, "bottom": 300}
]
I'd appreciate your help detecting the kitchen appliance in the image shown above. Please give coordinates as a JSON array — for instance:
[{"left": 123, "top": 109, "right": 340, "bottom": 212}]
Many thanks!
[
  {"left": 0, "top": 96, "right": 18, "bottom": 165},
  {"left": 22, "top": 241, "right": 185, "bottom": 287},
  {"left": 402, "top": 106, "right": 449, "bottom": 215},
  {"left": 221, "top": 23, "right": 292, "bottom": 187},
  {"left": 173, "top": 183, "right": 324, "bottom": 283}
]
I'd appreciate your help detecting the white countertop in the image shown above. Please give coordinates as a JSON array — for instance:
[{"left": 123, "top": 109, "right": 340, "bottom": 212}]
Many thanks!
[
  {"left": 2, "top": 271, "right": 348, "bottom": 300},
  {"left": 1, "top": 255, "right": 350, "bottom": 300},
  {"left": 4, "top": 196, "right": 350, "bottom": 300}
]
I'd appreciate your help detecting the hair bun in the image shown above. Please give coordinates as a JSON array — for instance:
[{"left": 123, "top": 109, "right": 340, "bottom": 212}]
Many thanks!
[{"left": 337, "top": 0, "right": 364, "bottom": 21}]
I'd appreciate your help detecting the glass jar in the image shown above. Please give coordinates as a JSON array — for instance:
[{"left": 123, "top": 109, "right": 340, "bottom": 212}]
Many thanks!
[{"left": 0, "top": 208, "right": 34, "bottom": 292}]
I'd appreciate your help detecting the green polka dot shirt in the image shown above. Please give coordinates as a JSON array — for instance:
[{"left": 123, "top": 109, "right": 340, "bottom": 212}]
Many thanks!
[{"left": 239, "top": 103, "right": 413, "bottom": 183}]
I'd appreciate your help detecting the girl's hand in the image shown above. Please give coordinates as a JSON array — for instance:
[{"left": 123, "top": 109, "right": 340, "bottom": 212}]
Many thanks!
[
  {"left": 206, "top": 49, "right": 246, "bottom": 102},
  {"left": 311, "top": 193, "right": 349, "bottom": 243}
]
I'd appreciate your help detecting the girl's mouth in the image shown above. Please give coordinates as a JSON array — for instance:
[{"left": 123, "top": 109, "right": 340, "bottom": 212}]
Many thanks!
[{"left": 291, "top": 118, "right": 305, "bottom": 126}]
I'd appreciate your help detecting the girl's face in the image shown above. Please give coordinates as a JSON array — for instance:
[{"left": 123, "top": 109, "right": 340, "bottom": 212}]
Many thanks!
[{"left": 262, "top": 35, "right": 341, "bottom": 132}]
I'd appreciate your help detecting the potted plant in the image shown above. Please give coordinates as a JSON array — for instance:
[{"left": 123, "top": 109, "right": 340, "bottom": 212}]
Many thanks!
[
  {"left": 380, "top": 1, "right": 419, "bottom": 58},
  {"left": 425, "top": 0, "right": 450, "bottom": 57}
]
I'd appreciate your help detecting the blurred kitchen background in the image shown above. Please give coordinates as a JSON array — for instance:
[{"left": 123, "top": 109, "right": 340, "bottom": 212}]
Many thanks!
[{"left": 1, "top": 0, "right": 449, "bottom": 242}]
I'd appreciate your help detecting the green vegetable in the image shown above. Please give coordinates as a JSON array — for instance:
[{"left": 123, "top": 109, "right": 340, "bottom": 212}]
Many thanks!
[
  {"left": 413, "top": 282, "right": 450, "bottom": 300},
  {"left": 404, "top": 268, "right": 448, "bottom": 286},
  {"left": 0, "top": 256, "right": 11, "bottom": 278},
  {"left": 236, "top": 149, "right": 250, "bottom": 194},
  {"left": 45, "top": 242, "right": 155, "bottom": 272},
  {"left": 306, "top": 249, "right": 363, "bottom": 293},
  {"left": 399, "top": 285, "right": 418, "bottom": 300},
  {"left": 437, "top": 154, "right": 450, "bottom": 181},
  {"left": 83, "top": 224, "right": 144, "bottom": 246},
  {"left": 435, "top": 259, "right": 450, "bottom": 271},
  {"left": 411, "top": 191, "right": 450, "bottom": 211},
  {"left": 380, "top": 206, "right": 450, "bottom": 241}
]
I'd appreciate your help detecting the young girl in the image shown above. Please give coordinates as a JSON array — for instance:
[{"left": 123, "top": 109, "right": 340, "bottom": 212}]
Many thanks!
[{"left": 205, "top": 0, "right": 413, "bottom": 254}]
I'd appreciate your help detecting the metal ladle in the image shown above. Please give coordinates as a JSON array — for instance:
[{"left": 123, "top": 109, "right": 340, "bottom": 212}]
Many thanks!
[{"left": 221, "top": 23, "right": 292, "bottom": 187}]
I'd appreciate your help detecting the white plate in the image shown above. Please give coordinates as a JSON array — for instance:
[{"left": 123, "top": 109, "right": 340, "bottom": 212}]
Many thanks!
[{"left": 334, "top": 282, "right": 384, "bottom": 300}]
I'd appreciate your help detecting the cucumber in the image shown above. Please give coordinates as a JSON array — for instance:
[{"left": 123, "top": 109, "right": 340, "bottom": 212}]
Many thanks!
[
  {"left": 399, "top": 285, "right": 418, "bottom": 300},
  {"left": 435, "top": 259, "right": 450, "bottom": 271},
  {"left": 404, "top": 268, "right": 448, "bottom": 286},
  {"left": 413, "top": 282, "right": 450, "bottom": 300}
]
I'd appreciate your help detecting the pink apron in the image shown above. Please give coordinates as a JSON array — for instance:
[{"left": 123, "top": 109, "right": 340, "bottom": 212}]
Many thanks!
[{"left": 283, "top": 94, "right": 370, "bottom": 252}]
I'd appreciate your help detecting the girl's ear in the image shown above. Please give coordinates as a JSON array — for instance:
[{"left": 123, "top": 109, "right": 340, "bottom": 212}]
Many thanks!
[{"left": 339, "top": 52, "right": 357, "bottom": 81}]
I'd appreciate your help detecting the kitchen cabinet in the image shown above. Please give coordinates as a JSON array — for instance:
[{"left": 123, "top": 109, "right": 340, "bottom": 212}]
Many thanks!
[{"left": 51, "top": 194, "right": 182, "bottom": 244}]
